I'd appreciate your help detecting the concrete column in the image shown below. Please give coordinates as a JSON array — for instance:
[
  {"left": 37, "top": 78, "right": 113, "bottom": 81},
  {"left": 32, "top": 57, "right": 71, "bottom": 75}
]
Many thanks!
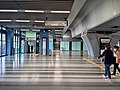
[
  {"left": 40, "top": 29, "right": 49, "bottom": 55},
  {"left": 81, "top": 35, "right": 94, "bottom": 56},
  {"left": 110, "top": 35, "right": 120, "bottom": 48}
]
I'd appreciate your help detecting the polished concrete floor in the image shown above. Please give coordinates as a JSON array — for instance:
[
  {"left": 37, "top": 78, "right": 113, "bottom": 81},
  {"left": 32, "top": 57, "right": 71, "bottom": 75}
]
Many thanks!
[{"left": 0, "top": 51, "right": 120, "bottom": 90}]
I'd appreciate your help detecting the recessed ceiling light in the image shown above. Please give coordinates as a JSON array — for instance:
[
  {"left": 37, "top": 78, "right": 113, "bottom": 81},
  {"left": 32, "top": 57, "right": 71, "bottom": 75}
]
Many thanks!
[
  {"left": 51, "top": 11, "right": 70, "bottom": 13},
  {"left": 0, "top": 9, "right": 70, "bottom": 14},
  {"left": 0, "top": 10, "right": 17, "bottom": 12},
  {"left": 21, "top": 29, "right": 29, "bottom": 31},
  {"left": 16, "top": 20, "right": 30, "bottom": 22},
  {"left": 25, "top": 10, "right": 44, "bottom": 13},
  {"left": 63, "top": 35, "right": 69, "bottom": 38},
  {"left": 55, "top": 30, "right": 63, "bottom": 31},
  {"left": 0, "top": 20, "right": 11, "bottom": 22},
  {"left": 32, "top": 29, "right": 40, "bottom": 31},
  {"left": 35, "top": 20, "right": 45, "bottom": 23}
]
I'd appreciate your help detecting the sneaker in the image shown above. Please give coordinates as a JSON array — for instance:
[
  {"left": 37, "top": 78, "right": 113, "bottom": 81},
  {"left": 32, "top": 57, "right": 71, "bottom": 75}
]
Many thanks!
[
  {"left": 107, "top": 78, "right": 112, "bottom": 82},
  {"left": 102, "top": 74, "right": 107, "bottom": 79}
]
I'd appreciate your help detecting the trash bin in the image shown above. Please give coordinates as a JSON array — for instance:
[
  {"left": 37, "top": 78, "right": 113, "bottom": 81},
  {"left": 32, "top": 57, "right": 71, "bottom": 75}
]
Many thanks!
[{"left": 49, "top": 49, "right": 52, "bottom": 56}]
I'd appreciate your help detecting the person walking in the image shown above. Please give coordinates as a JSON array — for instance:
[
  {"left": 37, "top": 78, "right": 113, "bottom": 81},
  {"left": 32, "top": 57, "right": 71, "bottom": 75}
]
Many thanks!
[
  {"left": 111, "top": 46, "right": 120, "bottom": 75},
  {"left": 98, "top": 44, "right": 114, "bottom": 81}
]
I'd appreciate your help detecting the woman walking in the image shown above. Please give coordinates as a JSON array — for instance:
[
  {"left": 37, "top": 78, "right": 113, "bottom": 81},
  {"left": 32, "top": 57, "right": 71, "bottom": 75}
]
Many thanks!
[{"left": 111, "top": 46, "right": 120, "bottom": 75}]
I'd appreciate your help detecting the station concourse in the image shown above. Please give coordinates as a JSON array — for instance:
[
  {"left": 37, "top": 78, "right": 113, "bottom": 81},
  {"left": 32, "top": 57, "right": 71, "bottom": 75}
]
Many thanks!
[{"left": 0, "top": 0, "right": 120, "bottom": 90}]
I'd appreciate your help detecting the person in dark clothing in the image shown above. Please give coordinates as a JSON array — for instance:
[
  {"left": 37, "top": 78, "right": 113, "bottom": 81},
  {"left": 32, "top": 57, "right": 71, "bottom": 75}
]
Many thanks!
[
  {"left": 31, "top": 45, "right": 33, "bottom": 53},
  {"left": 98, "top": 44, "right": 114, "bottom": 81},
  {"left": 28, "top": 45, "right": 30, "bottom": 53}
]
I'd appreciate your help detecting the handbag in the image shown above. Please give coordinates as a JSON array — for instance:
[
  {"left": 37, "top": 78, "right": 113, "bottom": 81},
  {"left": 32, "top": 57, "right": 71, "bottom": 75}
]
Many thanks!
[
  {"left": 116, "top": 58, "right": 120, "bottom": 63},
  {"left": 111, "top": 56, "right": 116, "bottom": 64}
]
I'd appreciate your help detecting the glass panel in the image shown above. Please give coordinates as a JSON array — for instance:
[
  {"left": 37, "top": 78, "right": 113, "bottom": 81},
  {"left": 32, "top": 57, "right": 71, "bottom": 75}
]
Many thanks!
[
  {"left": 2, "top": 34, "right": 6, "bottom": 41},
  {"left": 2, "top": 41, "right": 6, "bottom": 55},
  {"left": 16, "top": 36, "right": 18, "bottom": 41},
  {"left": 18, "top": 38, "right": 19, "bottom": 53},
  {"left": 0, "top": 33, "right": 1, "bottom": 40},
  {"left": 0, "top": 41, "right": 1, "bottom": 56},
  {"left": 14, "top": 36, "right": 16, "bottom": 42},
  {"left": 13, "top": 42, "right": 16, "bottom": 48},
  {"left": 60, "top": 41, "right": 69, "bottom": 50},
  {"left": 15, "top": 41, "right": 18, "bottom": 53},
  {"left": 0, "top": 33, "right": 2, "bottom": 56},
  {"left": 43, "top": 38, "right": 46, "bottom": 55},
  {"left": 15, "top": 36, "right": 18, "bottom": 53},
  {"left": 72, "top": 42, "right": 81, "bottom": 50},
  {"left": 21, "top": 39, "right": 25, "bottom": 53}
]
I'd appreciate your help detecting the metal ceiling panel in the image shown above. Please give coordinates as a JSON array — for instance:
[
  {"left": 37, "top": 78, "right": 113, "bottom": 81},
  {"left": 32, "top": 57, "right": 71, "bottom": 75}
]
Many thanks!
[{"left": 0, "top": 0, "right": 74, "bottom": 37}]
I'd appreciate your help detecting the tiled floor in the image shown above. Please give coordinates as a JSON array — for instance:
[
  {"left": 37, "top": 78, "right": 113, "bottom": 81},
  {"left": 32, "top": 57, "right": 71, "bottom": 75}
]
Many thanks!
[{"left": 0, "top": 51, "right": 120, "bottom": 90}]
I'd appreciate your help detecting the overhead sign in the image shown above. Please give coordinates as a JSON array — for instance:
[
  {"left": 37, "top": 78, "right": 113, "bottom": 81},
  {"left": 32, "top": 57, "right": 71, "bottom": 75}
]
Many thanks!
[
  {"left": 100, "top": 39, "right": 110, "bottom": 43},
  {"left": 45, "top": 21, "right": 67, "bottom": 26},
  {"left": 26, "top": 31, "right": 36, "bottom": 38}
]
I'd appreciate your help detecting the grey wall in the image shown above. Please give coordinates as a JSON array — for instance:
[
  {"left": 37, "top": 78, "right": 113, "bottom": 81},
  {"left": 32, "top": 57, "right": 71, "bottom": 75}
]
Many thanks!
[
  {"left": 82, "top": 33, "right": 120, "bottom": 56},
  {"left": 71, "top": 0, "right": 120, "bottom": 37}
]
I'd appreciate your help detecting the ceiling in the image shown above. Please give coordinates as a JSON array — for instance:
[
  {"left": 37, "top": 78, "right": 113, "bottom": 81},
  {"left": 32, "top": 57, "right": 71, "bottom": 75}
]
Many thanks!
[
  {"left": 88, "top": 15, "right": 120, "bottom": 35},
  {"left": 0, "top": 0, "right": 74, "bottom": 37}
]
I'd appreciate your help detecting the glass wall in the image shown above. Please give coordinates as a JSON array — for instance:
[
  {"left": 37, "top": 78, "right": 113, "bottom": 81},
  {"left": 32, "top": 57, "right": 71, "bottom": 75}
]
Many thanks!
[
  {"left": 2, "top": 34, "right": 6, "bottom": 55},
  {"left": 20, "top": 32, "right": 25, "bottom": 53},
  {"left": 13, "top": 35, "right": 18, "bottom": 54},
  {"left": 21, "top": 39, "right": 25, "bottom": 53},
  {"left": 60, "top": 41, "right": 69, "bottom": 50},
  {"left": 0, "top": 32, "right": 7, "bottom": 56},
  {"left": 72, "top": 42, "right": 81, "bottom": 50},
  {"left": 0, "top": 33, "right": 1, "bottom": 56},
  {"left": 13, "top": 31, "right": 20, "bottom": 54}
]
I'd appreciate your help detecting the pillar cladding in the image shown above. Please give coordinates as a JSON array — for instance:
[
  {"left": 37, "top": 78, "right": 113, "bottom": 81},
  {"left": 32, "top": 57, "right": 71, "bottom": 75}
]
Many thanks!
[
  {"left": 40, "top": 29, "right": 49, "bottom": 55},
  {"left": 110, "top": 35, "right": 120, "bottom": 48},
  {"left": 81, "top": 35, "right": 94, "bottom": 56}
]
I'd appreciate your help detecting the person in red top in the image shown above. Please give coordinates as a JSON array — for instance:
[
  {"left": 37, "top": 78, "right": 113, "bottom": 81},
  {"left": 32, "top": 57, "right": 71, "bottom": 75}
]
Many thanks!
[{"left": 111, "top": 46, "right": 120, "bottom": 75}]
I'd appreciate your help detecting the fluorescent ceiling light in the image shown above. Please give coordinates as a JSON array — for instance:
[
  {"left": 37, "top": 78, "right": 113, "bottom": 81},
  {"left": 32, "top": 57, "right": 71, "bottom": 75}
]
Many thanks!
[
  {"left": 32, "top": 29, "right": 40, "bottom": 31},
  {"left": 55, "top": 30, "right": 62, "bottom": 31},
  {"left": 21, "top": 29, "right": 29, "bottom": 31},
  {"left": 35, "top": 20, "right": 45, "bottom": 23},
  {"left": 0, "top": 20, "right": 11, "bottom": 22},
  {"left": 16, "top": 20, "right": 30, "bottom": 22},
  {"left": 0, "top": 10, "right": 17, "bottom": 12},
  {"left": 63, "top": 35, "right": 69, "bottom": 38},
  {"left": 51, "top": 11, "right": 70, "bottom": 13},
  {"left": 25, "top": 10, "right": 44, "bottom": 13},
  {"left": 0, "top": 9, "right": 70, "bottom": 14}
]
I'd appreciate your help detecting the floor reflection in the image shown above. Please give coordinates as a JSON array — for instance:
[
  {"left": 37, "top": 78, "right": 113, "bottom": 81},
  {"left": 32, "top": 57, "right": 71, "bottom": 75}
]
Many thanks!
[{"left": 0, "top": 54, "right": 26, "bottom": 75}]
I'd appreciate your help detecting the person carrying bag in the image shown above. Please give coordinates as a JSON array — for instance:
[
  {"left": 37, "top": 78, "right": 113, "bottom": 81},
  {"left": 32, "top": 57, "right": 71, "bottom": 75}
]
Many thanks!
[{"left": 111, "top": 46, "right": 120, "bottom": 75}]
